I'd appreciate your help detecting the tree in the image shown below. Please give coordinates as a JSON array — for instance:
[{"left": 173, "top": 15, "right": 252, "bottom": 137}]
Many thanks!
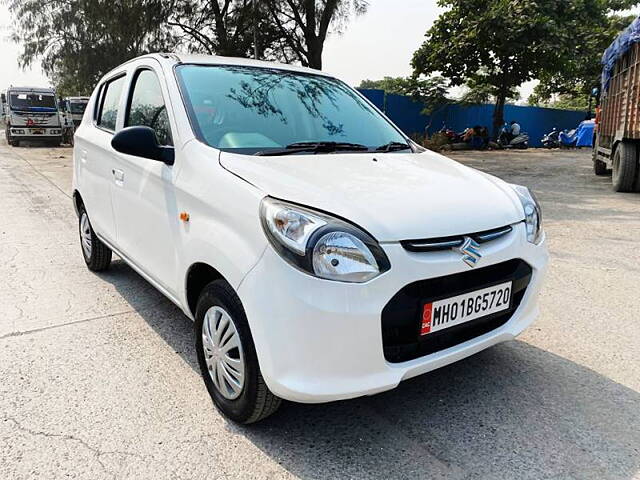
[
  {"left": 169, "top": 1, "right": 256, "bottom": 57},
  {"left": 6, "top": 0, "right": 177, "bottom": 95},
  {"left": 527, "top": 93, "right": 589, "bottom": 111},
  {"left": 358, "top": 75, "right": 450, "bottom": 113},
  {"left": 264, "top": 0, "right": 368, "bottom": 69},
  {"left": 412, "top": 0, "right": 602, "bottom": 136},
  {"left": 532, "top": 12, "right": 636, "bottom": 104},
  {"left": 168, "top": 0, "right": 285, "bottom": 60}
]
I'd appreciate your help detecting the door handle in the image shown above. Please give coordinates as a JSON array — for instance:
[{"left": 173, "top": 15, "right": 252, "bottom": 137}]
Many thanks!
[{"left": 112, "top": 168, "right": 124, "bottom": 183}]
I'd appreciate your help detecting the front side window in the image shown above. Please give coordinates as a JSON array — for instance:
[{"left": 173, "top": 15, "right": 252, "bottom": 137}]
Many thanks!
[
  {"left": 126, "top": 69, "right": 173, "bottom": 146},
  {"left": 98, "top": 76, "right": 126, "bottom": 131},
  {"left": 175, "top": 65, "right": 408, "bottom": 154}
]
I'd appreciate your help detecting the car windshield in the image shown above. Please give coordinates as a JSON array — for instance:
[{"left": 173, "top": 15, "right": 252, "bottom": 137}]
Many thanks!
[
  {"left": 69, "top": 101, "right": 88, "bottom": 114},
  {"left": 10, "top": 93, "right": 57, "bottom": 111},
  {"left": 175, "top": 64, "right": 409, "bottom": 155}
]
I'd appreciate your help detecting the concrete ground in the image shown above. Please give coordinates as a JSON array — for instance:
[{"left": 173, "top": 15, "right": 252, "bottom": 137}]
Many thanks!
[{"left": 0, "top": 138, "right": 638, "bottom": 480}]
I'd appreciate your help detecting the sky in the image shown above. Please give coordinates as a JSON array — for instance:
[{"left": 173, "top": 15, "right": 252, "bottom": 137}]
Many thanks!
[{"left": 1, "top": 2, "right": 639, "bottom": 101}]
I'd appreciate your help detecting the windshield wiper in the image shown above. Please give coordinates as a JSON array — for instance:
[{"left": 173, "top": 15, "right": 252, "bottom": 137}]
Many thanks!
[
  {"left": 255, "top": 141, "right": 369, "bottom": 156},
  {"left": 375, "top": 141, "right": 412, "bottom": 152}
]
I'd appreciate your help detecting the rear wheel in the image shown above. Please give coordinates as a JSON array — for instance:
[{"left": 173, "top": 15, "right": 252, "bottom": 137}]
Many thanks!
[
  {"left": 78, "top": 205, "right": 112, "bottom": 271},
  {"left": 612, "top": 142, "right": 638, "bottom": 192},
  {"left": 195, "top": 280, "right": 281, "bottom": 424}
]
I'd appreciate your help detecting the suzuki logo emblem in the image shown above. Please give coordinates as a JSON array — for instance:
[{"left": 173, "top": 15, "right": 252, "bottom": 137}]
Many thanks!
[{"left": 456, "top": 236, "right": 481, "bottom": 267}]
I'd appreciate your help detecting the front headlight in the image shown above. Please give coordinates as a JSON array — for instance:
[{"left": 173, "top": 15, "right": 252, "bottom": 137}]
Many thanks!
[
  {"left": 260, "top": 197, "right": 390, "bottom": 283},
  {"left": 511, "top": 184, "right": 543, "bottom": 244}
]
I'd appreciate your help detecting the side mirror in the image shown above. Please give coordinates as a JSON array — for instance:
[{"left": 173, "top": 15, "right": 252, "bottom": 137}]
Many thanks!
[{"left": 111, "top": 126, "right": 174, "bottom": 165}]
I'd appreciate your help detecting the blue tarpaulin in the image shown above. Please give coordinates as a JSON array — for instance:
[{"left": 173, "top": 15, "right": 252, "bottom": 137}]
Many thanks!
[
  {"left": 576, "top": 120, "right": 595, "bottom": 147},
  {"left": 602, "top": 16, "right": 640, "bottom": 92}
]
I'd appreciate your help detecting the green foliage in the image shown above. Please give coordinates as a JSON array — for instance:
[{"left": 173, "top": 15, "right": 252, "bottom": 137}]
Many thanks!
[
  {"left": 358, "top": 75, "right": 450, "bottom": 112},
  {"left": 6, "top": 0, "right": 367, "bottom": 92},
  {"left": 6, "top": 0, "right": 177, "bottom": 96},
  {"left": 411, "top": 0, "right": 628, "bottom": 134},
  {"left": 527, "top": 92, "right": 590, "bottom": 111},
  {"left": 458, "top": 73, "right": 520, "bottom": 105},
  {"left": 533, "top": 13, "right": 637, "bottom": 103}
]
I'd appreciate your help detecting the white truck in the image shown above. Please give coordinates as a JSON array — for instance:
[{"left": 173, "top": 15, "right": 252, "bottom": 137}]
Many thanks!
[
  {"left": 61, "top": 96, "right": 90, "bottom": 127},
  {"left": 3, "top": 86, "right": 63, "bottom": 147}
]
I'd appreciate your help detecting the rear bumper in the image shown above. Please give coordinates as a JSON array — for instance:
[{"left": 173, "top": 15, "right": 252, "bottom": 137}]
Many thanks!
[{"left": 237, "top": 222, "right": 548, "bottom": 403}]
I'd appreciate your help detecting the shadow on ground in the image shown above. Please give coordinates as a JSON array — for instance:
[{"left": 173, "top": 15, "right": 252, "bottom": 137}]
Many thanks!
[{"left": 99, "top": 259, "right": 640, "bottom": 480}]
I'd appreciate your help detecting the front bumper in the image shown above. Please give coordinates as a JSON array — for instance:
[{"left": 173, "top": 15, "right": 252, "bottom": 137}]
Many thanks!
[
  {"left": 238, "top": 222, "right": 548, "bottom": 403},
  {"left": 10, "top": 127, "right": 62, "bottom": 137}
]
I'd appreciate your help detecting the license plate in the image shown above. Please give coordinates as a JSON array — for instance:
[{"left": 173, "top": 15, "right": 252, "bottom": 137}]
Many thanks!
[
  {"left": 420, "top": 281, "right": 512, "bottom": 336},
  {"left": 32, "top": 129, "right": 44, "bottom": 134}
]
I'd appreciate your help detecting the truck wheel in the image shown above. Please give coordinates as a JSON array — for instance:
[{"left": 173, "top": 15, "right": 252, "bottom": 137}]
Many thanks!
[
  {"left": 5, "top": 128, "right": 18, "bottom": 147},
  {"left": 612, "top": 142, "right": 638, "bottom": 192},
  {"left": 195, "top": 280, "right": 281, "bottom": 424},
  {"left": 78, "top": 205, "right": 112, "bottom": 271},
  {"left": 594, "top": 159, "right": 608, "bottom": 175}
]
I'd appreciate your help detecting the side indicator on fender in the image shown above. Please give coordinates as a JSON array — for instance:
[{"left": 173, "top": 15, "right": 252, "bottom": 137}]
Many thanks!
[{"left": 179, "top": 212, "right": 190, "bottom": 222}]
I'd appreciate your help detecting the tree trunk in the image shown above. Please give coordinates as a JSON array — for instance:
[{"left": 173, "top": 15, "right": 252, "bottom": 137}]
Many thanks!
[
  {"left": 492, "top": 89, "right": 507, "bottom": 139},
  {"left": 306, "top": 39, "right": 323, "bottom": 69}
]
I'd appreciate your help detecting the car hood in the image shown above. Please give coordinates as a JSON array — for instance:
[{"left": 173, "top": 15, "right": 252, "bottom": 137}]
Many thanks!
[{"left": 220, "top": 150, "right": 524, "bottom": 242}]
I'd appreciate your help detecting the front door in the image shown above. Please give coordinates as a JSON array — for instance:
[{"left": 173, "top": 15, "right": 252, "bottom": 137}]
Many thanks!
[{"left": 110, "top": 65, "right": 180, "bottom": 295}]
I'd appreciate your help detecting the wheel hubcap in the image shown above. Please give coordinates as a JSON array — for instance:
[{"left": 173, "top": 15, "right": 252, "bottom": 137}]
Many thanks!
[
  {"left": 80, "top": 213, "right": 92, "bottom": 259},
  {"left": 202, "top": 306, "right": 245, "bottom": 400}
]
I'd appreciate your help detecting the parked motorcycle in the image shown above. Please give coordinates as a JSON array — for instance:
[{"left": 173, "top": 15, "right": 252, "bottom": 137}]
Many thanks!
[
  {"left": 496, "top": 123, "right": 529, "bottom": 149},
  {"left": 541, "top": 128, "right": 560, "bottom": 148},
  {"left": 438, "top": 124, "right": 464, "bottom": 143}
]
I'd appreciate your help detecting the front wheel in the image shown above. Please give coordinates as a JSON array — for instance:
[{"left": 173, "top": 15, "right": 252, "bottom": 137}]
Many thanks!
[
  {"left": 6, "top": 128, "right": 18, "bottom": 147},
  {"left": 195, "top": 280, "right": 281, "bottom": 424},
  {"left": 594, "top": 158, "right": 608, "bottom": 176}
]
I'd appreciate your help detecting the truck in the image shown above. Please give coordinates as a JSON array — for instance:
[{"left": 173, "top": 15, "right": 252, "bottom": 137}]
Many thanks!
[
  {"left": 593, "top": 17, "right": 640, "bottom": 192},
  {"left": 60, "top": 96, "right": 90, "bottom": 127},
  {"left": 3, "top": 86, "right": 63, "bottom": 147}
]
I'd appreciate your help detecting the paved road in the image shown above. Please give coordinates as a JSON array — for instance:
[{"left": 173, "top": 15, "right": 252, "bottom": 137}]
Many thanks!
[{"left": 1, "top": 139, "right": 639, "bottom": 480}]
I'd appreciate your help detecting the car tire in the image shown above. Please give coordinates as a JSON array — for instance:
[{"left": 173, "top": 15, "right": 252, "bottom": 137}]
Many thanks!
[
  {"left": 612, "top": 142, "right": 638, "bottom": 192},
  {"left": 78, "top": 205, "right": 112, "bottom": 271},
  {"left": 594, "top": 158, "right": 608, "bottom": 176},
  {"left": 195, "top": 280, "right": 281, "bottom": 424}
]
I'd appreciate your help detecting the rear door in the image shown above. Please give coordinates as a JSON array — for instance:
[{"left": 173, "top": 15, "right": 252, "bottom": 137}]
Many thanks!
[
  {"left": 109, "top": 63, "right": 180, "bottom": 295},
  {"left": 76, "top": 74, "right": 127, "bottom": 245}
]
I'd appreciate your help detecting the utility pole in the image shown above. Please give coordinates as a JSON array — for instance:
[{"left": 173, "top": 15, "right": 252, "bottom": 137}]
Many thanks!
[{"left": 253, "top": 0, "right": 259, "bottom": 60}]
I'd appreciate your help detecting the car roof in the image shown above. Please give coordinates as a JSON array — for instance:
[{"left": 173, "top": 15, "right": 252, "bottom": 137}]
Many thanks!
[{"left": 103, "top": 52, "right": 335, "bottom": 79}]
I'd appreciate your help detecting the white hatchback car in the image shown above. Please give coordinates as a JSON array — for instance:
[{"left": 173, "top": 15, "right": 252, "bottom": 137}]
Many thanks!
[{"left": 73, "top": 53, "right": 548, "bottom": 423}]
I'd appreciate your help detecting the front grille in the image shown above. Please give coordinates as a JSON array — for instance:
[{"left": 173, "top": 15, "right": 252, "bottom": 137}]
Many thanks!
[
  {"left": 401, "top": 224, "right": 514, "bottom": 252},
  {"left": 381, "top": 259, "right": 532, "bottom": 363}
]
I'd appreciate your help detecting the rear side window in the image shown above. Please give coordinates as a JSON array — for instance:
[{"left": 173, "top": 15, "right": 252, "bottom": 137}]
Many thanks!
[
  {"left": 126, "top": 69, "right": 173, "bottom": 146},
  {"left": 97, "top": 76, "right": 126, "bottom": 131}
]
